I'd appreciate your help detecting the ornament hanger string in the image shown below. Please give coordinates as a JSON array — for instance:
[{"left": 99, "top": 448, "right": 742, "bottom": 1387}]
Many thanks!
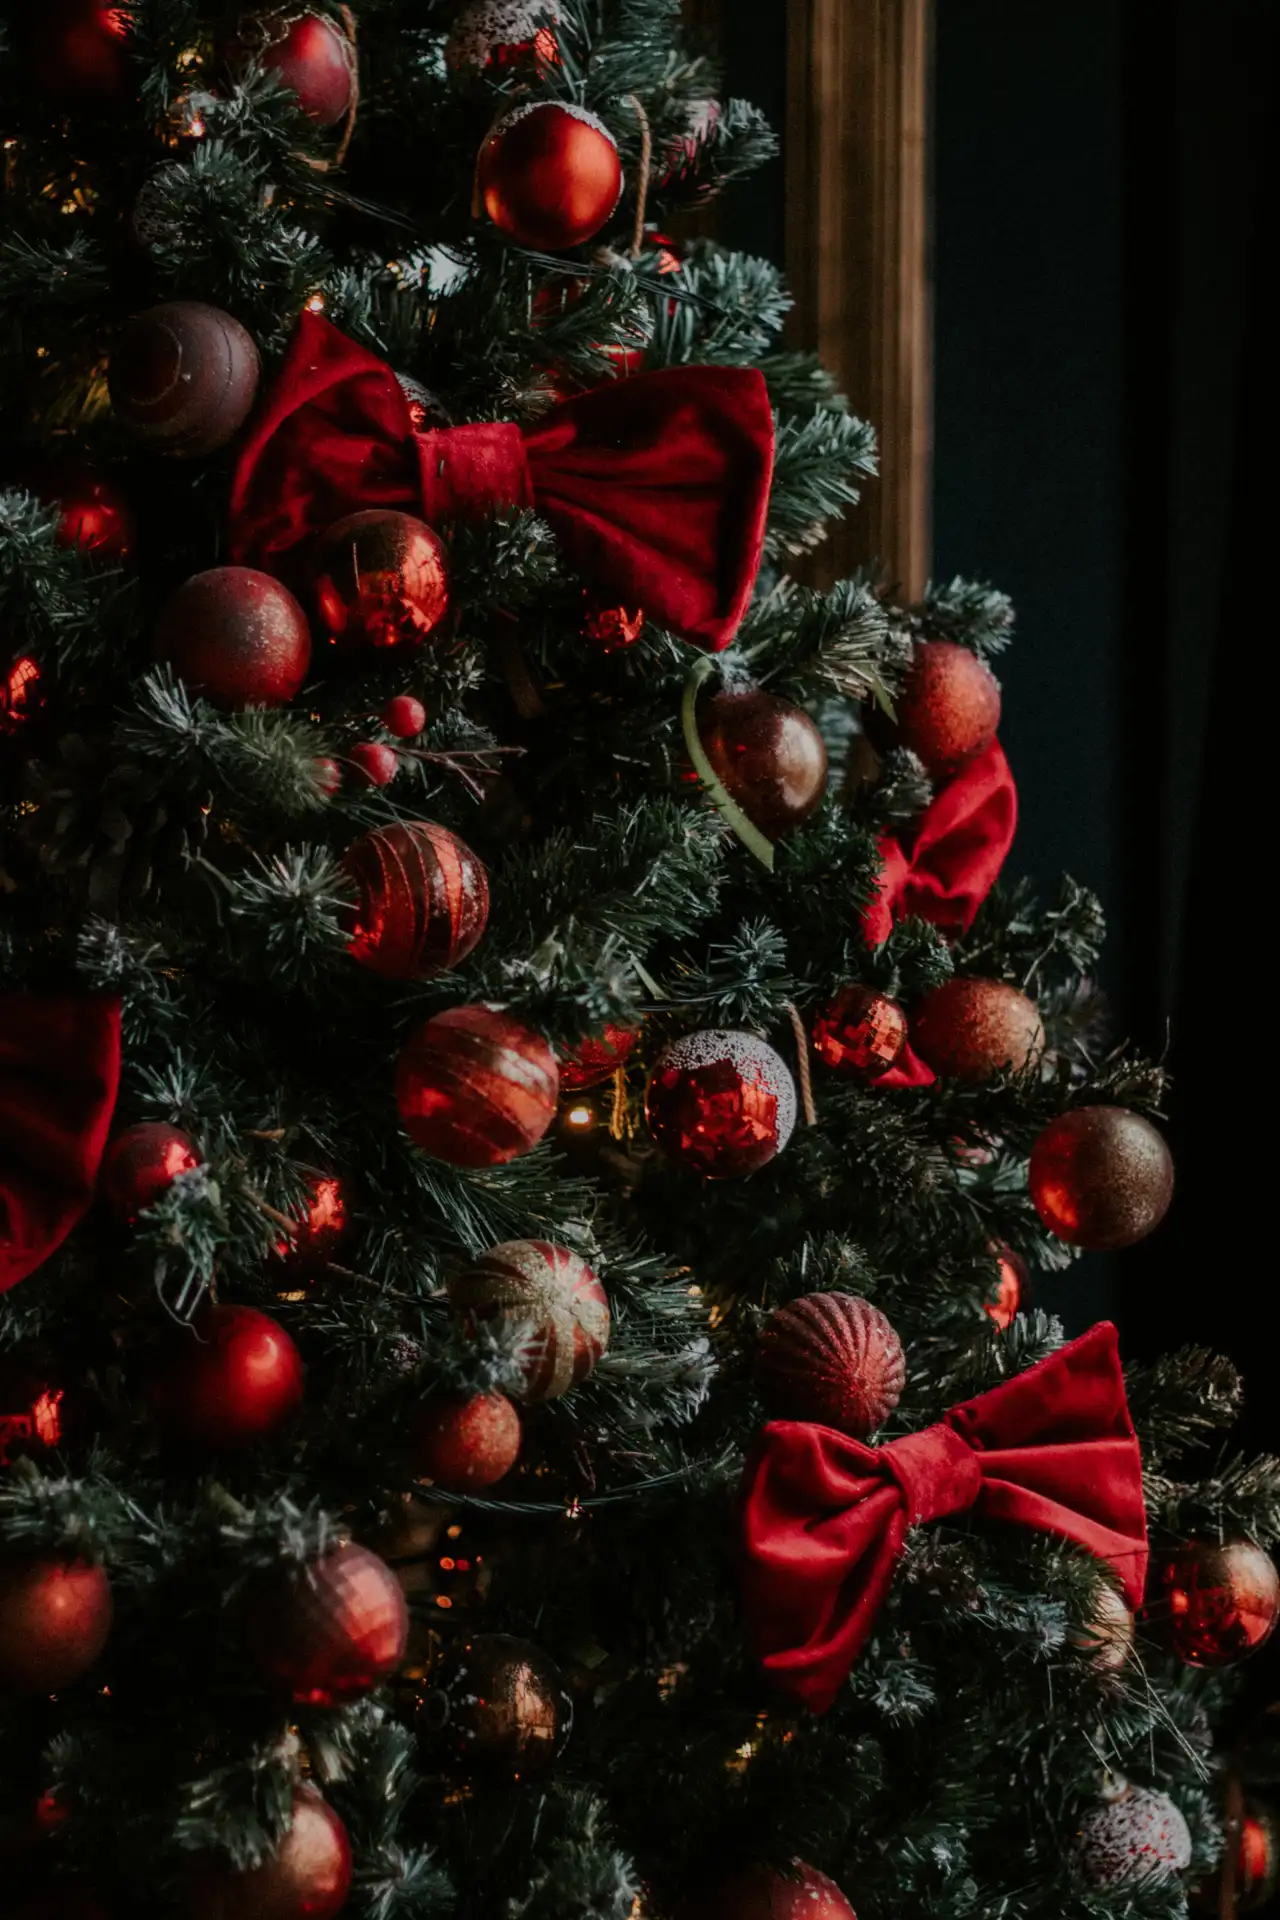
[
  {"left": 623, "top": 94, "right": 653, "bottom": 259},
  {"left": 682, "top": 658, "right": 775, "bottom": 871},
  {"left": 784, "top": 1002, "right": 817, "bottom": 1126}
]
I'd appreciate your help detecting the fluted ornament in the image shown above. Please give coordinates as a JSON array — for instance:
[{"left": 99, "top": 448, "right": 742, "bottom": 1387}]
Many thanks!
[{"left": 757, "top": 1292, "right": 905, "bottom": 1438}]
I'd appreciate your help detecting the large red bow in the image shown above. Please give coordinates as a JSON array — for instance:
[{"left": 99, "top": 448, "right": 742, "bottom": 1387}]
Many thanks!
[
  {"left": 228, "top": 313, "right": 775, "bottom": 652},
  {"left": 1, "top": 995, "right": 121, "bottom": 1293},
  {"left": 741, "top": 1322, "right": 1148, "bottom": 1712}
]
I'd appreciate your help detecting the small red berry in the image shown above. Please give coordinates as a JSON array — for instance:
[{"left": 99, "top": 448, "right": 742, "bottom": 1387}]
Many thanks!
[
  {"left": 381, "top": 694, "right": 427, "bottom": 739},
  {"left": 348, "top": 743, "right": 400, "bottom": 787}
]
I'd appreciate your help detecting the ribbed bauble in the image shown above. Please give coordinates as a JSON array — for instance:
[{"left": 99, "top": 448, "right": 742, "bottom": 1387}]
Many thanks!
[
  {"left": 447, "top": 1239, "right": 610, "bottom": 1403},
  {"left": 343, "top": 821, "right": 489, "bottom": 981},
  {"left": 109, "top": 302, "right": 260, "bottom": 457},
  {"left": 757, "top": 1293, "right": 905, "bottom": 1438},
  {"left": 396, "top": 1007, "right": 560, "bottom": 1167}
]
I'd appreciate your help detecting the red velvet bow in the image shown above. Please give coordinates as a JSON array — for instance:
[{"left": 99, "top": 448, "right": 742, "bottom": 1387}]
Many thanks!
[
  {"left": 741, "top": 1322, "right": 1148, "bottom": 1712},
  {"left": 228, "top": 313, "right": 775, "bottom": 652},
  {"left": 1, "top": 995, "right": 121, "bottom": 1293}
]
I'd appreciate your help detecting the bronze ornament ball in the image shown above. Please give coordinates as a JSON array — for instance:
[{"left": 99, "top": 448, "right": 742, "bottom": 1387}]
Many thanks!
[
  {"left": 108, "top": 301, "right": 261, "bottom": 457},
  {"left": 894, "top": 639, "right": 1001, "bottom": 779},
  {"left": 910, "top": 976, "right": 1045, "bottom": 1082},
  {"left": 476, "top": 101, "right": 623, "bottom": 251},
  {"left": 421, "top": 1632, "right": 573, "bottom": 1776},
  {"left": 311, "top": 509, "right": 450, "bottom": 652},
  {"left": 1029, "top": 1104, "right": 1174, "bottom": 1250},
  {"left": 698, "top": 687, "right": 829, "bottom": 838},
  {"left": 156, "top": 566, "right": 312, "bottom": 709}
]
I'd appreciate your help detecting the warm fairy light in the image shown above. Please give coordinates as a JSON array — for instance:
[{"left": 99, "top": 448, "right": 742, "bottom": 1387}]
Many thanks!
[
  {"left": 187, "top": 112, "right": 207, "bottom": 138},
  {"left": 564, "top": 1497, "right": 584, "bottom": 1521},
  {"left": 435, "top": 1595, "right": 453, "bottom": 1609},
  {"left": 305, "top": 290, "right": 327, "bottom": 313},
  {"left": 31, "top": 1390, "right": 64, "bottom": 1446},
  {"left": 566, "top": 1103, "right": 594, "bottom": 1129},
  {"left": 446, "top": 1523, "right": 463, "bottom": 1539},
  {"left": 177, "top": 46, "right": 201, "bottom": 69}
]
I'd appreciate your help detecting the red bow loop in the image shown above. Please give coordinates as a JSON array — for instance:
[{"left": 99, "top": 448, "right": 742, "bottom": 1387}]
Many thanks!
[
  {"left": 863, "top": 741, "right": 1018, "bottom": 949},
  {"left": 741, "top": 1322, "right": 1148, "bottom": 1713}
]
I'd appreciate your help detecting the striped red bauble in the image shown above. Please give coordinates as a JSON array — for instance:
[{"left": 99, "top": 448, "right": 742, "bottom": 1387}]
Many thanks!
[
  {"left": 448, "top": 1239, "right": 610, "bottom": 1402},
  {"left": 344, "top": 821, "right": 490, "bottom": 980},
  {"left": 395, "top": 1006, "right": 559, "bottom": 1166}
]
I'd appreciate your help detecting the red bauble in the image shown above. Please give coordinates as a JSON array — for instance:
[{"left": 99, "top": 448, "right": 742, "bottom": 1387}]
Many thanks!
[
  {"left": 0, "top": 1351, "right": 73, "bottom": 1469},
  {"left": 22, "top": 2, "right": 130, "bottom": 104},
  {"left": 187, "top": 1784, "right": 352, "bottom": 1920},
  {"left": 410, "top": 1389, "right": 522, "bottom": 1490},
  {"left": 223, "top": 9, "right": 357, "bottom": 127},
  {"left": 347, "top": 742, "right": 399, "bottom": 788},
  {"left": 344, "top": 820, "right": 490, "bottom": 981},
  {"left": 559, "top": 1024, "right": 639, "bottom": 1091},
  {"left": 421, "top": 1632, "right": 573, "bottom": 1775},
  {"left": 100, "top": 1121, "right": 200, "bottom": 1223},
  {"left": 1145, "top": 1539, "right": 1280, "bottom": 1668},
  {"left": 448, "top": 1240, "right": 610, "bottom": 1403},
  {"left": 893, "top": 640, "right": 1001, "bottom": 779},
  {"left": 757, "top": 1293, "right": 905, "bottom": 1437},
  {"left": 812, "top": 985, "right": 907, "bottom": 1080},
  {"left": 698, "top": 688, "right": 829, "bottom": 838},
  {"left": 445, "top": 0, "right": 561, "bottom": 76},
  {"left": 273, "top": 1174, "right": 348, "bottom": 1280},
  {"left": 396, "top": 1007, "right": 559, "bottom": 1167},
  {"left": 477, "top": 102, "right": 623, "bottom": 251},
  {"left": 700, "top": 1861, "right": 857, "bottom": 1920},
  {"left": 2, "top": 656, "right": 42, "bottom": 731},
  {"left": 245, "top": 1541, "right": 408, "bottom": 1706},
  {"left": 108, "top": 302, "right": 261, "bottom": 457},
  {"left": 149, "top": 1304, "right": 304, "bottom": 1450},
  {"left": 0, "top": 1556, "right": 113, "bottom": 1695},
  {"left": 646, "top": 1030, "right": 796, "bottom": 1179},
  {"left": 22, "top": 461, "right": 134, "bottom": 563},
  {"left": 157, "top": 567, "right": 311, "bottom": 709},
  {"left": 311, "top": 510, "right": 450, "bottom": 652},
  {"left": 1029, "top": 1105, "right": 1174, "bottom": 1251},
  {"left": 985, "top": 1244, "right": 1029, "bottom": 1330},
  {"left": 911, "top": 976, "right": 1045, "bottom": 1082},
  {"left": 381, "top": 694, "right": 427, "bottom": 739}
]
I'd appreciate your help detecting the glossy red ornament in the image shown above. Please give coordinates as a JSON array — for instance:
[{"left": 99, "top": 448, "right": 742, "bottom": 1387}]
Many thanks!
[
  {"left": 21, "top": 1, "right": 130, "bottom": 104},
  {"left": 223, "top": 9, "right": 357, "bottom": 127},
  {"left": 757, "top": 1293, "right": 905, "bottom": 1438},
  {"left": 273, "top": 1174, "right": 348, "bottom": 1279},
  {"left": 396, "top": 1006, "right": 559, "bottom": 1167},
  {"left": 812, "top": 985, "right": 907, "bottom": 1080},
  {"left": 410, "top": 1389, "right": 522, "bottom": 1490},
  {"left": 448, "top": 1240, "right": 610, "bottom": 1403},
  {"left": 311, "top": 510, "right": 450, "bottom": 652},
  {"left": 582, "top": 603, "right": 645, "bottom": 651},
  {"left": 100, "top": 1121, "right": 200, "bottom": 1222},
  {"left": 1145, "top": 1539, "right": 1280, "bottom": 1668},
  {"left": 646, "top": 1029, "right": 796, "bottom": 1179},
  {"left": 894, "top": 640, "right": 1001, "bottom": 779},
  {"left": 157, "top": 567, "right": 311, "bottom": 710},
  {"left": 421, "top": 1632, "right": 573, "bottom": 1775},
  {"left": 245, "top": 1541, "right": 408, "bottom": 1706},
  {"left": 698, "top": 688, "right": 829, "bottom": 838},
  {"left": 0, "top": 1555, "right": 113, "bottom": 1694},
  {"left": 476, "top": 102, "right": 623, "bottom": 251},
  {"left": 22, "top": 461, "right": 134, "bottom": 562},
  {"left": 912, "top": 976, "right": 1045, "bottom": 1082},
  {"left": 445, "top": 0, "right": 561, "bottom": 76},
  {"left": 559, "top": 1024, "right": 639, "bottom": 1091},
  {"left": 985, "top": 1244, "right": 1029, "bottom": 1331},
  {"left": 2, "top": 656, "right": 42, "bottom": 731},
  {"left": 347, "top": 742, "right": 399, "bottom": 788},
  {"left": 699, "top": 1861, "right": 857, "bottom": 1920},
  {"left": 108, "top": 302, "right": 261, "bottom": 457},
  {"left": 344, "top": 820, "right": 490, "bottom": 981},
  {"left": 1029, "top": 1105, "right": 1174, "bottom": 1251},
  {"left": 381, "top": 694, "right": 427, "bottom": 738},
  {"left": 149, "top": 1304, "right": 304, "bottom": 1450},
  {"left": 187, "top": 1784, "right": 352, "bottom": 1920},
  {"left": 0, "top": 1351, "right": 72, "bottom": 1469}
]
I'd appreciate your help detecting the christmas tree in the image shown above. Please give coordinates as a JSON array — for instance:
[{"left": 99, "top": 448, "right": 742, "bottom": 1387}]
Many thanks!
[{"left": 2, "top": 4, "right": 1278, "bottom": 1916}]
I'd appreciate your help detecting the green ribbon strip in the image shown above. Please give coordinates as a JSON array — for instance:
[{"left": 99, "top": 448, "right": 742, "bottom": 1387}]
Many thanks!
[{"left": 681, "top": 658, "right": 776, "bottom": 872}]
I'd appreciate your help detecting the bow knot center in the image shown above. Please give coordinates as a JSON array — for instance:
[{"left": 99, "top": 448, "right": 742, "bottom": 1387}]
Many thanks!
[{"left": 883, "top": 1420, "right": 983, "bottom": 1526}]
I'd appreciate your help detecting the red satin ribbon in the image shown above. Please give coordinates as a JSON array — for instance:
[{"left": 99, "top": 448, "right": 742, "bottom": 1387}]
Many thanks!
[
  {"left": 741, "top": 1321, "right": 1148, "bottom": 1713},
  {"left": 1, "top": 995, "right": 122, "bottom": 1293},
  {"left": 229, "top": 313, "right": 775, "bottom": 652}
]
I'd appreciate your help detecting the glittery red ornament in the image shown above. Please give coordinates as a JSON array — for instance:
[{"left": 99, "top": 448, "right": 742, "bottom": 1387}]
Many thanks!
[
  {"left": 1029, "top": 1105, "right": 1174, "bottom": 1251},
  {"left": 396, "top": 1006, "right": 559, "bottom": 1167},
  {"left": 699, "top": 1861, "right": 857, "bottom": 1920},
  {"left": 446, "top": 0, "right": 561, "bottom": 76},
  {"left": 448, "top": 1240, "right": 610, "bottom": 1403},
  {"left": 245, "top": 1541, "right": 408, "bottom": 1706},
  {"left": 311, "top": 510, "right": 450, "bottom": 652},
  {"left": 187, "top": 1784, "right": 353, "bottom": 1920},
  {"left": 1145, "top": 1539, "right": 1280, "bottom": 1668},
  {"left": 2, "top": 656, "right": 42, "bottom": 732},
  {"left": 410, "top": 1390, "right": 522, "bottom": 1490},
  {"left": 559, "top": 1024, "right": 639, "bottom": 1091},
  {"left": 985, "top": 1244, "right": 1029, "bottom": 1330},
  {"left": 0, "top": 1556, "right": 113, "bottom": 1695},
  {"left": 149, "top": 1303, "right": 304, "bottom": 1451},
  {"left": 757, "top": 1293, "right": 905, "bottom": 1438},
  {"left": 22, "top": 461, "right": 134, "bottom": 563},
  {"left": 582, "top": 603, "right": 645, "bottom": 651},
  {"left": 100, "top": 1121, "right": 200, "bottom": 1223},
  {"left": 812, "top": 985, "right": 907, "bottom": 1080},
  {"left": 347, "top": 741, "right": 399, "bottom": 788},
  {"left": 344, "top": 820, "right": 490, "bottom": 981},
  {"left": 421, "top": 1632, "right": 573, "bottom": 1775},
  {"left": 646, "top": 1029, "right": 796, "bottom": 1179},
  {"left": 698, "top": 688, "right": 828, "bottom": 838},
  {"left": 157, "top": 567, "right": 311, "bottom": 709},
  {"left": 222, "top": 9, "right": 357, "bottom": 127},
  {"left": 1074, "top": 1782, "right": 1191, "bottom": 1889},
  {"left": 108, "top": 302, "right": 261, "bottom": 457},
  {"left": 476, "top": 102, "right": 623, "bottom": 251},
  {"left": 21, "top": 2, "right": 130, "bottom": 104},
  {"left": 893, "top": 641, "right": 1001, "bottom": 779},
  {"left": 273, "top": 1174, "right": 348, "bottom": 1280},
  {"left": 912, "top": 976, "right": 1044, "bottom": 1082},
  {"left": 381, "top": 694, "right": 427, "bottom": 738}
]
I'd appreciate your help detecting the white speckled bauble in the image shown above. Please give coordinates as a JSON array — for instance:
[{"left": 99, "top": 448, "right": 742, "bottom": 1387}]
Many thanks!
[
  {"left": 645, "top": 1029, "right": 797, "bottom": 1179},
  {"left": 445, "top": 0, "right": 561, "bottom": 77},
  {"left": 1074, "top": 1781, "right": 1192, "bottom": 1889}
]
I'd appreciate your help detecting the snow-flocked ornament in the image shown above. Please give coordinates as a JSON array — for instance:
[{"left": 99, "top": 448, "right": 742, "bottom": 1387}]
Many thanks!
[
  {"left": 1074, "top": 1780, "right": 1191, "bottom": 1889},
  {"left": 445, "top": 0, "right": 561, "bottom": 78},
  {"left": 646, "top": 1029, "right": 797, "bottom": 1178}
]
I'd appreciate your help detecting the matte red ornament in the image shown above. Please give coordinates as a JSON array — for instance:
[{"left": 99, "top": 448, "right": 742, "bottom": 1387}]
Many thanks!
[
  {"left": 380, "top": 693, "right": 427, "bottom": 738},
  {"left": 757, "top": 1293, "right": 905, "bottom": 1439},
  {"left": 21, "top": 1, "right": 130, "bottom": 104},
  {"left": 421, "top": 1632, "right": 573, "bottom": 1774},
  {"left": 311, "top": 509, "right": 450, "bottom": 652},
  {"left": 698, "top": 688, "right": 829, "bottom": 838},
  {"left": 476, "top": 101, "right": 623, "bottom": 251},
  {"left": 1145, "top": 1539, "right": 1280, "bottom": 1668},
  {"left": 448, "top": 1240, "right": 610, "bottom": 1403},
  {"left": 911, "top": 976, "right": 1045, "bottom": 1083},
  {"left": 108, "top": 302, "right": 261, "bottom": 457},
  {"left": 347, "top": 742, "right": 399, "bottom": 788},
  {"left": 894, "top": 640, "right": 1001, "bottom": 779},
  {"left": 245, "top": 1540, "right": 408, "bottom": 1706},
  {"left": 149, "top": 1303, "right": 304, "bottom": 1450},
  {"left": 699, "top": 1861, "right": 857, "bottom": 1920},
  {"left": 100, "top": 1121, "right": 200, "bottom": 1222},
  {"left": 1029, "top": 1105, "right": 1174, "bottom": 1251},
  {"left": 2, "top": 656, "right": 42, "bottom": 731},
  {"left": 985, "top": 1244, "right": 1029, "bottom": 1331},
  {"left": 559, "top": 1024, "right": 638, "bottom": 1091},
  {"left": 22, "top": 461, "right": 134, "bottom": 563},
  {"left": 446, "top": 0, "right": 561, "bottom": 77},
  {"left": 410, "top": 1389, "right": 522, "bottom": 1490},
  {"left": 273, "top": 1173, "right": 348, "bottom": 1279},
  {"left": 157, "top": 567, "right": 311, "bottom": 709},
  {"left": 223, "top": 9, "right": 357, "bottom": 127},
  {"left": 344, "top": 821, "right": 490, "bottom": 981},
  {"left": 396, "top": 1006, "right": 559, "bottom": 1167},
  {"left": 646, "top": 1029, "right": 796, "bottom": 1179},
  {"left": 187, "top": 1784, "right": 353, "bottom": 1920},
  {"left": 0, "top": 1555, "right": 113, "bottom": 1695},
  {"left": 812, "top": 985, "right": 907, "bottom": 1080}
]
